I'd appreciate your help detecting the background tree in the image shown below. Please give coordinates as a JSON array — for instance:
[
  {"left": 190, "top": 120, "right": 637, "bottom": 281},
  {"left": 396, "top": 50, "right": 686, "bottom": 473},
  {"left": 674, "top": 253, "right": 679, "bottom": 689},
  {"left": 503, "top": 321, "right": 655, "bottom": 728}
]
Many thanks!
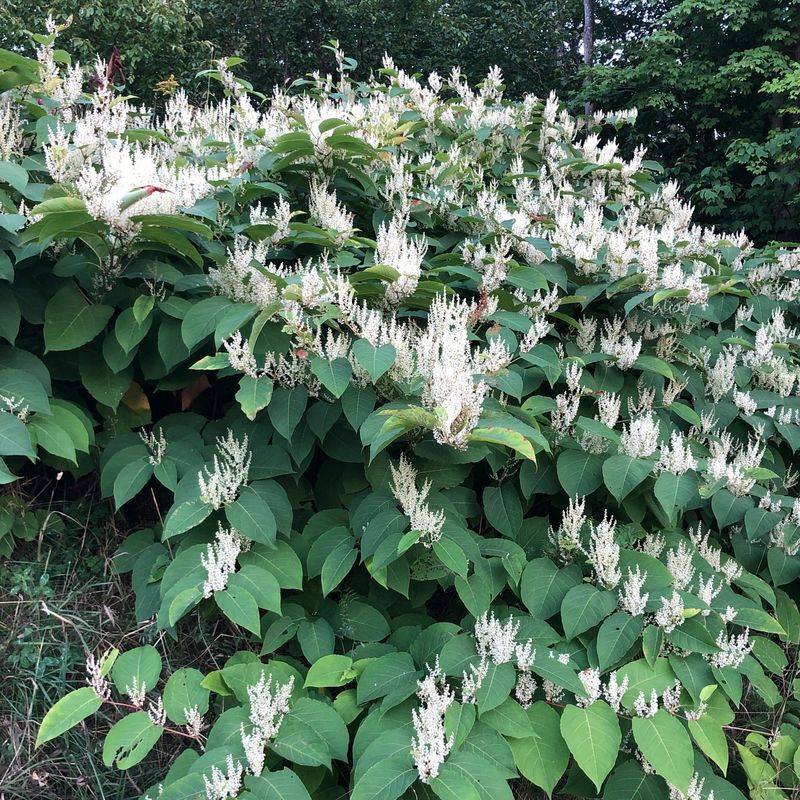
[{"left": 577, "top": 0, "right": 800, "bottom": 243}]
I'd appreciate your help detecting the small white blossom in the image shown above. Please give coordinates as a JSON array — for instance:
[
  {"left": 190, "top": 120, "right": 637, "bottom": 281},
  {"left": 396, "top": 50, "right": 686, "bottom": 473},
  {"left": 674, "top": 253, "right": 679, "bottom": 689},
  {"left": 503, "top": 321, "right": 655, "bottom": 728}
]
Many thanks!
[
  {"left": 198, "top": 431, "right": 251, "bottom": 509},
  {"left": 588, "top": 512, "right": 621, "bottom": 589},
  {"left": 603, "top": 671, "right": 629, "bottom": 712},
  {"left": 654, "top": 590, "right": 685, "bottom": 633},
  {"left": 666, "top": 541, "right": 696, "bottom": 590},
  {"left": 125, "top": 676, "right": 147, "bottom": 707},
  {"left": 203, "top": 754, "right": 243, "bottom": 800},
  {"left": 474, "top": 611, "right": 520, "bottom": 664},
  {"left": 201, "top": 523, "right": 244, "bottom": 598},
  {"left": 709, "top": 628, "right": 752, "bottom": 669},
  {"left": 86, "top": 652, "right": 111, "bottom": 701},
  {"left": 412, "top": 658, "right": 455, "bottom": 783},
  {"left": 389, "top": 454, "right": 445, "bottom": 546},
  {"left": 147, "top": 696, "right": 167, "bottom": 726},
  {"left": 619, "top": 566, "right": 649, "bottom": 616},
  {"left": 619, "top": 413, "right": 660, "bottom": 459},
  {"left": 634, "top": 689, "right": 659, "bottom": 718}
]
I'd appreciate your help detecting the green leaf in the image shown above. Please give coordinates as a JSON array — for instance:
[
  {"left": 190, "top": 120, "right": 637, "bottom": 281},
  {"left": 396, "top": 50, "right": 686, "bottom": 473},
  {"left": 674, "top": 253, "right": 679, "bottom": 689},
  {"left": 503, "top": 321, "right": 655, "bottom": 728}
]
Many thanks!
[
  {"left": 521, "top": 558, "right": 582, "bottom": 620},
  {"left": 688, "top": 715, "right": 728, "bottom": 775},
  {"left": 163, "top": 668, "right": 210, "bottom": 724},
  {"left": 653, "top": 471, "right": 697, "bottom": 522},
  {"left": 597, "top": 612, "right": 643, "bottom": 671},
  {"left": 236, "top": 374, "right": 273, "bottom": 420},
  {"left": 113, "top": 458, "right": 153, "bottom": 510},
  {"left": 561, "top": 584, "right": 617, "bottom": 641},
  {"left": 244, "top": 769, "right": 312, "bottom": 800},
  {"left": 305, "top": 654, "right": 354, "bottom": 688},
  {"left": 352, "top": 339, "right": 396, "bottom": 381},
  {"left": 310, "top": 356, "right": 352, "bottom": 398},
  {"left": 632, "top": 710, "right": 693, "bottom": 794},
  {"left": 0, "top": 287, "right": 20, "bottom": 343},
  {"left": 0, "top": 411, "right": 34, "bottom": 457},
  {"left": 229, "top": 564, "right": 281, "bottom": 613},
  {"left": 180, "top": 296, "right": 233, "bottom": 348},
  {"left": 111, "top": 645, "right": 162, "bottom": 696},
  {"left": 297, "top": 618, "right": 335, "bottom": 663},
  {"left": 602, "top": 761, "right": 668, "bottom": 800},
  {"left": 557, "top": 450, "right": 604, "bottom": 497},
  {"left": 29, "top": 413, "right": 76, "bottom": 462},
  {"left": 0, "top": 160, "right": 27, "bottom": 191},
  {"left": 226, "top": 485, "right": 277, "bottom": 546},
  {"left": 36, "top": 687, "right": 103, "bottom": 746},
  {"left": 469, "top": 426, "right": 537, "bottom": 461},
  {"left": 602, "top": 454, "right": 652, "bottom": 502},
  {"left": 357, "top": 652, "right": 418, "bottom": 704},
  {"left": 162, "top": 499, "right": 212, "bottom": 539},
  {"left": 484, "top": 483, "right": 522, "bottom": 537},
  {"left": 268, "top": 386, "right": 308, "bottom": 439},
  {"left": 102, "top": 711, "right": 163, "bottom": 769},
  {"left": 43, "top": 285, "right": 113, "bottom": 352},
  {"left": 321, "top": 541, "right": 358, "bottom": 596},
  {"left": 351, "top": 754, "right": 416, "bottom": 800},
  {"left": 509, "top": 701, "right": 569, "bottom": 797},
  {"left": 114, "top": 306, "right": 153, "bottom": 353},
  {"left": 0, "top": 368, "right": 50, "bottom": 414},
  {"left": 481, "top": 697, "right": 534, "bottom": 739},
  {"left": 433, "top": 537, "right": 468, "bottom": 578},
  {"left": 560, "top": 701, "right": 621, "bottom": 791},
  {"left": 215, "top": 585, "right": 261, "bottom": 635}
]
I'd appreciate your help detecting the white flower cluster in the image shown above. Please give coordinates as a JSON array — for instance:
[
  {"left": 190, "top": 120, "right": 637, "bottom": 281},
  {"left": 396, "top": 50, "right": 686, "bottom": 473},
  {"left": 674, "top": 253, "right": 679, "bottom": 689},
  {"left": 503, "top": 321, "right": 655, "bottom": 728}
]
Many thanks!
[
  {"left": 201, "top": 523, "right": 244, "bottom": 598},
  {"left": 389, "top": 454, "right": 445, "bottom": 546},
  {"left": 411, "top": 658, "right": 454, "bottom": 783},
  {"left": 198, "top": 431, "right": 252, "bottom": 509},
  {"left": 576, "top": 667, "right": 629, "bottom": 711},
  {"left": 377, "top": 213, "right": 427, "bottom": 304},
  {"left": 587, "top": 512, "right": 622, "bottom": 589},
  {"left": 240, "top": 674, "right": 294, "bottom": 776},
  {"left": 618, "top": 566, "right": 649, "bottom": 616},
  {"left": 139, "top": 428, "right": 167, "bottom": 466},
  {"left": 708, "top": 628, "right": 752, "bottom": 669},
  {"left": 203, "top": 754, "right": 242, "bottom": 800}
]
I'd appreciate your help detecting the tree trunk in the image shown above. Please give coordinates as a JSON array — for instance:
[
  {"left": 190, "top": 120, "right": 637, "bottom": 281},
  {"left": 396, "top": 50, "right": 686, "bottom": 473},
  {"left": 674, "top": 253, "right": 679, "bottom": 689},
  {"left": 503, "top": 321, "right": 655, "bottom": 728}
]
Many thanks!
[{"left": 583, "top": 0, "right": 595, "bottom": 115}]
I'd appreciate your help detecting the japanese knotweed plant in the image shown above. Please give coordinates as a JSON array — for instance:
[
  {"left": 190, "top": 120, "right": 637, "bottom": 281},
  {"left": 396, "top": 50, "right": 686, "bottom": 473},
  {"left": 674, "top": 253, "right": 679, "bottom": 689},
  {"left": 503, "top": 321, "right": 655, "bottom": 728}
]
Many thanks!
[{"left": 1, "top": 18, "right": 798, "bottom": 800}]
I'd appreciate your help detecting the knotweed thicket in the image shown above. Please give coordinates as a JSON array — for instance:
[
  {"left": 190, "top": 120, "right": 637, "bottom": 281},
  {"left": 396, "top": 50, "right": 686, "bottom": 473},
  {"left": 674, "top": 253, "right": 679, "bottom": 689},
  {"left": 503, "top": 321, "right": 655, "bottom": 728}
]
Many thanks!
[{"left": 1, "top": 19, "right": 798, "bottom": 800}]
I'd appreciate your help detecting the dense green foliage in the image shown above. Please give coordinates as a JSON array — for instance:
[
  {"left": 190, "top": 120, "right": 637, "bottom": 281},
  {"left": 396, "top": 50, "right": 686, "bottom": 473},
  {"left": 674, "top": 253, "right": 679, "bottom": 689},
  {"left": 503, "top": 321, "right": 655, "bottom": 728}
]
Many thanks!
[{"left": 2, "top": 19, "right": 800, "bottom": 800}]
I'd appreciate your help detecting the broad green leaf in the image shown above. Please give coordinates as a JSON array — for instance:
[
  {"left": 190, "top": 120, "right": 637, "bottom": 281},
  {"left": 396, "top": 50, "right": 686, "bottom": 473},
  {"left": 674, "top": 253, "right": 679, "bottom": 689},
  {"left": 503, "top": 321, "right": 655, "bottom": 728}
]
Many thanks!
[
  {"left": 305, "top": 654, "right": 354, "bottom": 688},
  {"left": 597, "top": 612, "right": 643, "bottom": 671},
  {"left": 102, "top": 711, "right": 163, "bottom": 769},
  {"left": 111, "top": 645, "right": 162, "bottom": 696},
  {"left": 43, "top": 285, "right": 113, "bottom": 352},
  {"left": 632, "top": 710, "right": 694, "bottom": 794},
  {"left": 510, "top": 701, "right": 568, "bottom": 797},
  {"left": 113, "top": 457, "right": 153, "bottom": 510},
  {"left": 310, "top": 356, "right": 352, "bottom": 398},
  {"left": 0, "top": 411, "right": 33, "bottom": 457},
  {"left": 560, "top": 701, "right": 621, "bottom": 791},
  {"left": 557, "top": 450, "right": 604, "bottom": 497},
  {"left": 163, "top": 667, "right": 210, "bottom": 724},
  {"left": 688, "top": 715, "right": 728, "bottom": 775},
  {"left": 268, "top": 386, "right": 308, "bottom": 440},
  {"left": 215, "top": 585, "right": 261, "bottom": 635},
  {"left": 352, "top": 340, "right": 396, "bottom": 382},
  {"left": 561, "top": 584, "right": 617, "bottom": 640},
  {"left": 236, "top": 374, "right": 273, "bottom": 420},
  {"left": 226, "top": 485, "right": 277, "bottom": 546},
  {"left": 602, "top": 454, "right": 652, "bottom": 502},
  {"left": 36, "top": 687, "right": 103, "bottom": 746},
  {"left": 521, "top": 558, "right": 582, "bottom": 619}
]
